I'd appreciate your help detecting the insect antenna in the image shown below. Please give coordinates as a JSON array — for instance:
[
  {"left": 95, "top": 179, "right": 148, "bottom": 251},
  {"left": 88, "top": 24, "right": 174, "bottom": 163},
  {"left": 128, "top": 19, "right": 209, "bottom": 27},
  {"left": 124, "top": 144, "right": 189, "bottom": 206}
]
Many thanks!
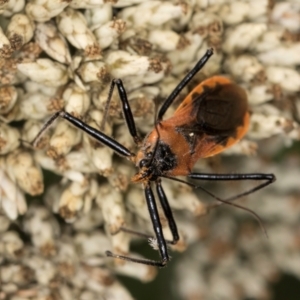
[{"left": 161, "top": 175, "right": 268, "bottom": 238}]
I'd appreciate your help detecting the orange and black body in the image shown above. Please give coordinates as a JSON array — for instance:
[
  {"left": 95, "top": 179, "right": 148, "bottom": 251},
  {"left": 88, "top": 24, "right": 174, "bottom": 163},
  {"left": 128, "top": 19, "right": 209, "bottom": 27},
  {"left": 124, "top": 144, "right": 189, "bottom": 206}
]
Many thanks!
[
  {"left": 134, "top": 76, "right": 249, "bottom": 180},
  {"left": 34, "top": 49, "right": 275, "bottom": 267}
]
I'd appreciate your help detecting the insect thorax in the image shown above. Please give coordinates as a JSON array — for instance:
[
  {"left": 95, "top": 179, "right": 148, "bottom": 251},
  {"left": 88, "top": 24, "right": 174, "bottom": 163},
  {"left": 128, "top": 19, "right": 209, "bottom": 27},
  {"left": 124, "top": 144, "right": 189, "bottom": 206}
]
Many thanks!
[{"left": 133, "top": 140, "right": 178, "bottom": 182}]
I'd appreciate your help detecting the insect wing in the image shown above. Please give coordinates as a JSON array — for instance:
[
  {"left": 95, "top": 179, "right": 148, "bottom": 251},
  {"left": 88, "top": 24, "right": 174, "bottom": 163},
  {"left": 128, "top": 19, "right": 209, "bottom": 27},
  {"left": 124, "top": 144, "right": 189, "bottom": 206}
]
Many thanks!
[{"left": 169, "top": 76, "right": 250, "bottom": 159}]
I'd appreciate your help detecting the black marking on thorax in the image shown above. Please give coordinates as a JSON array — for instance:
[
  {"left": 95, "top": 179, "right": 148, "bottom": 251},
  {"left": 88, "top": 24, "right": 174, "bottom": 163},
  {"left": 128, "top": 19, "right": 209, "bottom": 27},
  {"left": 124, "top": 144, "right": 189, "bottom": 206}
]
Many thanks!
[{"left": 151, "top": 141, "right": 177, "bottom": 177}]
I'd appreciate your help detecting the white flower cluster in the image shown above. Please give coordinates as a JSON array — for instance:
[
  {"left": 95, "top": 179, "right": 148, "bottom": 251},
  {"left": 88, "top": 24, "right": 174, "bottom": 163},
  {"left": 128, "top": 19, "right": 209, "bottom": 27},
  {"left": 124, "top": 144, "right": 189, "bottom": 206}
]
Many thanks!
[{"left": 0, "top": 0, "right": 300, "bottom": 299}]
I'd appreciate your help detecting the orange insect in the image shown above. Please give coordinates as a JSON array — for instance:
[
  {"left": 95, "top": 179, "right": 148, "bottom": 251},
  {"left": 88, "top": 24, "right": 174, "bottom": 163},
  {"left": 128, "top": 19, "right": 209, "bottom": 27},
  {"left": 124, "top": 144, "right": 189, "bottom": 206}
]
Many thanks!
[{"left": 33, "top": 48, "right": 275, "bottom": 267}]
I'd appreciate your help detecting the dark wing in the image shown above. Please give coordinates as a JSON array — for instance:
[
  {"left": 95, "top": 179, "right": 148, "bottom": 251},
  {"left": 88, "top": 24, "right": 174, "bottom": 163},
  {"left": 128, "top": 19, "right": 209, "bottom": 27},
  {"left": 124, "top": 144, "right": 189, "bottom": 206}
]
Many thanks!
[{"left": 172, "top": 77, "right": 249, "bottom": 158}]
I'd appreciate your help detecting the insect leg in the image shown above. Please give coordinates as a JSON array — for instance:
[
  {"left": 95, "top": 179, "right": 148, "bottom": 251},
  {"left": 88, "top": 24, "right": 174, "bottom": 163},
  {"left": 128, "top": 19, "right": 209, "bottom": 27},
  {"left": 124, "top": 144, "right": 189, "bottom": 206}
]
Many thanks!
[
  {"left": 188, "top": 172, "right": 275, "bottom": 207},
  {"left": 157, "top": 48, "right": 214, "bottom": 121},
  {"left": 102, "top": 79, "right": 141, "bottom": 144},
  {"left": 32, "top": 111, "right": 61, "bottom": 148},
  {"left": 113, "top": 179, "right": 179, "bottom": 244},
  {"left": 156, "top": 179, "right": 179, "bottom": 245},
  {"left": 114, "top": 226, "right": 177, "bottom": 245},
  {"left": 106, "top": 182, "right": 169, "bottom": 267},
  {"left": 189, "top": 172, "right": 275, "bottom": 236},
  {"left": 32, "top": 111, "right": 134, "bottom": 158}
]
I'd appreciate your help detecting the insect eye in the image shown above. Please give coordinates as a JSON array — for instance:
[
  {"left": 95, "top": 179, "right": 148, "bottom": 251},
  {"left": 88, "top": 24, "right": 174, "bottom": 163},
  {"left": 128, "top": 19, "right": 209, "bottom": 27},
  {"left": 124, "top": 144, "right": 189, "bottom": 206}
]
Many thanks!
[
  {"left": 139, "top": 159, "right": 148, "bottom": 168},
  {"left": 146, "top": 151, "right": 153, "bottom": 158}
]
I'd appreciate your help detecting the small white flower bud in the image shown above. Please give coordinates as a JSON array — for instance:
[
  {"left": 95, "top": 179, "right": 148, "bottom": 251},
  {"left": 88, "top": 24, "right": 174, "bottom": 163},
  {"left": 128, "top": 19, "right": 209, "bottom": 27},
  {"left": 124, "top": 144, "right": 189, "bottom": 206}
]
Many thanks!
[
  {"left": 35, "top": 142, "right": 95, "bottom": 177},
  {"left": 33, "top": 155, "right": 57, "bottom": 178},
  {"left": 120, "top": 1, "right": 184, "bottom": 28},
  {"left": 47, "top": 121, "right": 82, "bottom": 158},
  {"left": 224, "top": 55, "right": 264, "bottom": 83},
  {"left": 75, "top": 232, "right": 111, "bottom": 258},
  {"left": 223, "top": 140, "right": 258, "bottom": 156},
  {"left": 249, "top": 112, "right": 296, "bottom": 139},
  {"left": 74, "top": 207, "right": 104, "bottom": 231},
  {"left": 245, "top": 0, "right": 269, "bottom": 21},
  {"left": 258, "top": 43, "right": 300, "bottom": 67},
  {"left": 253, "top": 28, "right": 284, "bottom": 52},
  {"left": 0, "top": 27, "right": 12, "bottom": 58},
  {"left": 90, "top": 146, "right": 114, "bottom": 176},
  {"left": 0, "top": 55, "right": 22, "bottom": 86},
  {"left": 52, "top": 177, "right": 97, "bottom": 216},
  {"left": 24, "top": 80, "right": 57, "bottom": 95},
  {"left": 25, "top": 0, "right": 70, "bottom": 22},
  {"left": 222, "top": 23, "right": 267, "bottom": 53},
  {"left": 107, "top": 161, "right": 132, "bottom": 192},
  {"left": 0, "top": 1, "right": 9, "bottom": 12},
  {"left": 64, "top": 149, "right": 97, "bottom": 174},
  {"left": 219, "top": 2, "right": 249, "bottom": 25},
  {"left": 85, "top": 4, "right": 113, "bottom": 27},
  {"left": 272, "top": 2, "right": 300, "bottom": 33},
  {"left": 20, "top": 91, "right": 55, "bottom": 120},
  {"left": 0, "top": 85, "right": 18, "bottom": 114},
  {"left": 59, "top": 179, "right": 92, "bottom": 221},
  {"left": 83, "top": 178, "right": 98, "bottom": 213},
  {"left": 104, "top": 282, "right": 135, "bottom": 300},
  {"left": 167, "top": 33, "right": 203, "bottom": 75},
  {"left": 63, "top": 83, "right": 90, "bottom": 118},
  {"left": 25, "top": 256, "right": 56, "bottom": 285},
  {"left": 35, "top": 22, "right": 71, "bottom": 64},
  {"left": 0, "top": 166, "right": 27, "bottom": 220},
  {"left": 0, "top": 123, "right": 20, "bottom": 155},
  {"left": 2, "top": 0, "right": 25, "bottom": 17},
  {"left": 6, "top": 14, "right": 34, "bottom": 51},
  {"left": 0, "top": 214, "right": 10, "bottom": 232},
  {"left": 94, "top": 19, "right": 126, "bottom": 49},
  {"left": 77, "top": 60, "right": 110, "bottom": 84},
  {"left": 82, "top": 109, "right": 114, "bottom": 175},
  {"left": 190, "top": 11, "right": 223, "bottom": 36},
  {"left": 106, "top": 50, "right": 150, "bottom": 78},
  {"left": 148, "top": 30, "right": 180, "bottom": 52},
  {"left": 219, "top": 1, "right": 268, "bottom": 25},
  {"left": 57, "top": 7, "right": 101, "bottom": 58},
  {"left": 247, "top": 85, "right": 274, "bottom": 105},
  {"left": 22, "top": 82, "right": 63, "bottom": 116},
  {"left": 170, "top": 1, "right": 194, "bottom": 30},
  {"left": 97, "top": 183, "right": 126, "bottom": 234},
  {"left": 70, "top": 0, "right": 107, "bottom": 9},
  {"left": 17, "top": 59, "right": 68, "bottom": 87},
  {"left": 0, "top": 95, "right": 24, "bottom": 123},
  {"left": 44, "top": 182, "right": 64, "bottom": 213},
  {"left": 0, "top": 264, "right": 32, "bottom": 287},
  {"left": 6, "top": 150, "right": 44, "bottom": 196},
  {"left": 266, "top": 66, "right": 300, "bottom": 92},
  {"left": 1, "top": 231, "right": 24, "bottom": 259},
  {"left": 113, "top": 0, "right": 150, "bottom": 8},
  {"left": 24, "top": 206, "right": 58, "bottom": 253}
]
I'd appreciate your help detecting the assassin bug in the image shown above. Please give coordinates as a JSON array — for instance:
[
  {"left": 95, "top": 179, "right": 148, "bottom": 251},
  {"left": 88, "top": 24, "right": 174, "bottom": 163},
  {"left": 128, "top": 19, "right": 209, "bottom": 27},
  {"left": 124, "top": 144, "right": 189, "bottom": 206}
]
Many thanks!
[{"left": 33, "top": 48, "right": 275, "bottom": 267}]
